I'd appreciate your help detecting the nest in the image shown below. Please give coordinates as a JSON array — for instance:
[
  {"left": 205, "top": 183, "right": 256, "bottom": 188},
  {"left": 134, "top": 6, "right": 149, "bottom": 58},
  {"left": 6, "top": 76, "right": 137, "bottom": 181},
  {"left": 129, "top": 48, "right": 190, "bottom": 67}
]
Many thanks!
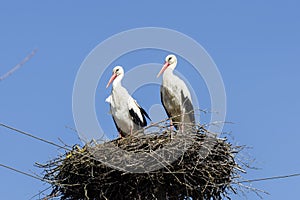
[{"left": 40, "top": 127, "right": 244, "bottom": 200}]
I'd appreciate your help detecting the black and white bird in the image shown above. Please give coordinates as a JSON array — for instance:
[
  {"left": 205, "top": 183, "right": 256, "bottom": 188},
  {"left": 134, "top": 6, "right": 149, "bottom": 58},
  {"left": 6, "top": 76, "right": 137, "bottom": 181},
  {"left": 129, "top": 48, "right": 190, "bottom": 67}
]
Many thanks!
[
  {"left": 157, "top": 54, "right": 195, "bottom": 130},
  {"left": 106, "top": 66, "right": 151, "bottom": 137}
]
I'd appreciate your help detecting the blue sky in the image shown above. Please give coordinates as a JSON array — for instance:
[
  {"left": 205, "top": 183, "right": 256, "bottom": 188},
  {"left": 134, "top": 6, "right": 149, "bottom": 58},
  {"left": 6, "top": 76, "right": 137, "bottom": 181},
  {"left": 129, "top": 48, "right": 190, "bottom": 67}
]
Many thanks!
[{"left": 1, "top": 1, "right": 300, "bottom": 199}]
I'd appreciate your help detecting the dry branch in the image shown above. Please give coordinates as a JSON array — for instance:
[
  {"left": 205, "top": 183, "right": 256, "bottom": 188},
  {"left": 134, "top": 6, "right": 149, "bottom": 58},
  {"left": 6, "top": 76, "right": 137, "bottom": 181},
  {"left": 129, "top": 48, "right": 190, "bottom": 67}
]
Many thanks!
[{"left": 0, "top": 48, "right": 37, "bottom": 81}]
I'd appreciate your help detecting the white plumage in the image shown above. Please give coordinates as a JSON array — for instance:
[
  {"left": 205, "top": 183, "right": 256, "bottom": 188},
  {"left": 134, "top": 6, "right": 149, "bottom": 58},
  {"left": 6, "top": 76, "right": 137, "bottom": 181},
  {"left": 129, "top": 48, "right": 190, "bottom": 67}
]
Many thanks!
[
  {"left": 106, "top": 66, "right": 150, "bottom": 137},
  {"left": 157, "top": 54, "right": 195, "bottom": 129}
]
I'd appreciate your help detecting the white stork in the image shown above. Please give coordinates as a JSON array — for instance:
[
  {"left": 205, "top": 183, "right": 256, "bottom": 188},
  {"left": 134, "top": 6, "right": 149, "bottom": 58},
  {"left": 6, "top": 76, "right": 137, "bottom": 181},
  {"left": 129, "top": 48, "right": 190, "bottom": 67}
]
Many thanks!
[
  {"left": 157, "top": 54, "right": 195, "bottom": 130},
  {"left": 106, "top": 66, "right": 151, "bottom": 137}
]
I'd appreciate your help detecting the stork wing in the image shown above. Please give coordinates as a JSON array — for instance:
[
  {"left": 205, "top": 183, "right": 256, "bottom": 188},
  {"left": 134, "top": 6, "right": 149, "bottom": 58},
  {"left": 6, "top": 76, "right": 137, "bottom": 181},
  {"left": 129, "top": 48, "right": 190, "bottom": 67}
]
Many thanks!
[
  {"left": 105, "top": 95, "right": 112, "bottom": 103},
  {"left": 160, "top": 85, "right": 172, "bottom": 119},
  {"left": 161, "top": 85, "right": 195, "bottom": 129},
  {"left": 160, "top": 85, "right": 183, "bottom": 129},
  {"left": 128, "top": 98, "right": 150, "bottom": 127},
  {"left": 111, "top": 115, "right": 127, "bottom": 137},
  {"left": 180, "top": 90, "right": 195, "bottom": 124},
  {"left": 111, "top": 115, "right": 121, "bottom": 132}
]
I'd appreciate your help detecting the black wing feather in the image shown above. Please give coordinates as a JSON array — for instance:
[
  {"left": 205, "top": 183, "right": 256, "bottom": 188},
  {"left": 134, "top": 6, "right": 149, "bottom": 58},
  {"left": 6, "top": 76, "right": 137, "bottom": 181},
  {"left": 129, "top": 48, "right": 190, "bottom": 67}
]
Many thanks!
[
  {"left": 140, "top": 107, "right": 151, "bottom": 121},
  {"left": 129, "top": 107, "right": 149, "bottom": 127}
]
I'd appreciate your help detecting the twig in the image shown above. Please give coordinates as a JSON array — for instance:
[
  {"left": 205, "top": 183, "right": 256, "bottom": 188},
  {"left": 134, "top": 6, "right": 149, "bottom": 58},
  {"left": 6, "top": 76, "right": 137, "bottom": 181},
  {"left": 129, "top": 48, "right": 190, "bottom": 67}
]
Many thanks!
[{"left": 0, "top": 48, "right": 38, "bottom": 81}]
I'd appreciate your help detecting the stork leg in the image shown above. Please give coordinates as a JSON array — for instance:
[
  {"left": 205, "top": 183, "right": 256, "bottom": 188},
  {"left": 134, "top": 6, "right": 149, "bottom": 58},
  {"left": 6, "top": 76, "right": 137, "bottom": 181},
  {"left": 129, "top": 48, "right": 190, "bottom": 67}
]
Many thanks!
[
  {"left": 169, "top": 120, "right": 175, "bottom": 140},
  {"left": 118, "top": 131, "right": 123, "bottom": 138},
  {"left": 181, "top": 123, "right": 184, "bottom": 133},
  {"left": 170, "top": 120, "right": 174, "bottom": 131}
]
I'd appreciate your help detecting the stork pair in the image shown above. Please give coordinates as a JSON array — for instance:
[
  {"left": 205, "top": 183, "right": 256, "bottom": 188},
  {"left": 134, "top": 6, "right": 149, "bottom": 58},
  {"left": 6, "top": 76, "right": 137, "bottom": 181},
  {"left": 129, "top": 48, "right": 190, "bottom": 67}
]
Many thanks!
[{"left": 106, "top": 54, "right": 195, "bottom": 137}]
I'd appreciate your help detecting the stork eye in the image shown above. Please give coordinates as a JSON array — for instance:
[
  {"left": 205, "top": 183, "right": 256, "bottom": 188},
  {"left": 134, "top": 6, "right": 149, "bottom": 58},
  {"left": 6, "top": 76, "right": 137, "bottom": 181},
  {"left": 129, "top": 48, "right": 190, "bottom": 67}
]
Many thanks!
[
  {"left": 116, "top": 69, "right": 119, "bottom": 72},
  {"left": 168, "top": 57, "right": 172, "bottom": 61}
]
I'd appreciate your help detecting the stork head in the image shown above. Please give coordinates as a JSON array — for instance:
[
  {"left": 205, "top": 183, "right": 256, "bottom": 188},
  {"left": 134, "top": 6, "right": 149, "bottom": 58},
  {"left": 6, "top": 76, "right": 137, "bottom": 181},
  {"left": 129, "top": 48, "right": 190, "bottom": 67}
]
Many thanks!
[
  {"left": 106, "top": 66, "right": 124, "bottom": 88},
  {"left": 157, "top": 54, "right": 177, "bottom": 77}
]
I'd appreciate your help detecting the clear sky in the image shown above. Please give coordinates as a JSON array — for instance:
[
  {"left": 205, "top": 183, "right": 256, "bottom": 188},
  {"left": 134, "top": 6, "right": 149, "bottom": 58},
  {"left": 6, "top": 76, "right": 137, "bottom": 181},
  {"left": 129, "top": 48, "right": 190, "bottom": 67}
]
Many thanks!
[{"left": 1, "top": 1, "right": 300, "bottom": 199}]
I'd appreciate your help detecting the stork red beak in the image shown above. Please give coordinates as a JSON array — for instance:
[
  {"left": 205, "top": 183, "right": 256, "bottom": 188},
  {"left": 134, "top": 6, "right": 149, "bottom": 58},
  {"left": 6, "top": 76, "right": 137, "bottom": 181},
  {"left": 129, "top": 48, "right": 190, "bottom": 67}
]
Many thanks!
[
  {"left": 106, "top": 73, "right": 117, "bottom": 88},
  {"left": 157, "top": 62, "right": 170, "bottom": 78}
]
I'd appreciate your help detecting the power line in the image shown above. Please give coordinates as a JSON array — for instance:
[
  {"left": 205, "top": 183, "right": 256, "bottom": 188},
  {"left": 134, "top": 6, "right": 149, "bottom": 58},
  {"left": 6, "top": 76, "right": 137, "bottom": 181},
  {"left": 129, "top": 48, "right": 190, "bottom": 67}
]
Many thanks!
[
  {"left": 29, "top": 186, "right": 52, "bottom": 200},
  {"left": 0, "top": 163, "right": 48, "bottom": 183},
  {"left": 0, "top": 123, "right": 70, "bottom": 151},
  {"left": 237, "top": 173, "right": 300, "bottom": 183},
  {"left": 0, "top": 123, "right": 106, "bottom": 172},
  {"left": 0, "top": 122, "right": 109, "bottom": 168}
]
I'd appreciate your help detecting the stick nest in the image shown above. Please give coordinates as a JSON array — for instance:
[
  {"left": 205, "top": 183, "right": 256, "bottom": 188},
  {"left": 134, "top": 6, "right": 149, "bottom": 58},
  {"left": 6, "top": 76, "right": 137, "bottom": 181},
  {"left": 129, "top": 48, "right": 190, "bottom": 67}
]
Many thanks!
[{"left": 40, "top": 127, "right": 244, "bottom": 200}]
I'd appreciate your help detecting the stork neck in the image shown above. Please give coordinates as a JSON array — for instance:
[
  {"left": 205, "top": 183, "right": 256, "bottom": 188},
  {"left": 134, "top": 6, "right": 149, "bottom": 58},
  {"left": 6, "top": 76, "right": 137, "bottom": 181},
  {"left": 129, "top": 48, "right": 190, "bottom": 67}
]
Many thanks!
[
  {"left": 112, "top": 74, "right": 123, "bottom": 88},
  {"left": 164, "top": 67, "right": 174, "bottom": 75},
  {"left": 162, "top": 67, "right": 175, "bottom": 83},
  {"left": 168, "top": 62, "right": 177, "bottom": 70}
]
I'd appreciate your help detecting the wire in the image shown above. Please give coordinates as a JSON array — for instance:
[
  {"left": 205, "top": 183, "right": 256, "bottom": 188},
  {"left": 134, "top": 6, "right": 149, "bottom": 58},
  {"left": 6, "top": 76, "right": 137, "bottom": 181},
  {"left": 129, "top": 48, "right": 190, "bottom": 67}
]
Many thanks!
[
  {"left": 29, "top": 186, "right": 52, "bottom": 200},
  {"left": 237, "top": 173, "right": 300, "bottom": 183},
  {"left": 0, "top": 122, "right": 111, "bottom": 171},
  {"left": 0, "top": 163, "right": 55, "bottom": 199},
  {"left": 0, "top": 163, "right": 48, "bottom": 183},
  {"left": 0, "top": 123, "right": 71, "bottom": 151}
]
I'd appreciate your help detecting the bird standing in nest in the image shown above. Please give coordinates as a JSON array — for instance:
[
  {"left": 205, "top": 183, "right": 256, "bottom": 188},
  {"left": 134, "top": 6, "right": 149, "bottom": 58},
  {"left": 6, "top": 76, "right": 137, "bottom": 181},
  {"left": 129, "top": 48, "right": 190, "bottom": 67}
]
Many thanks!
[
  {"left": 157, "top": 54, "right": 195, "bottom": 130},
  {"left": 106, "top": 66, "right": 151, "bottom": 137}
]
